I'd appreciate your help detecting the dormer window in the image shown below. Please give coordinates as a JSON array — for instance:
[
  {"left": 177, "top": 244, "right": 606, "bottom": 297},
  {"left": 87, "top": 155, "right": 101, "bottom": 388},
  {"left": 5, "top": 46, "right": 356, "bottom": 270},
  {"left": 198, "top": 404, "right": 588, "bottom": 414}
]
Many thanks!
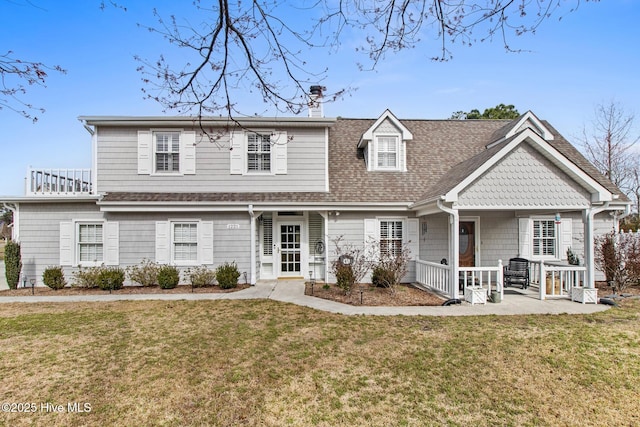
[
  {"left": 358, "top": 109, "right": 412, "bottom": 173},
  {"left": 376, "top": 136, "right": 399, "bottom": 169}
]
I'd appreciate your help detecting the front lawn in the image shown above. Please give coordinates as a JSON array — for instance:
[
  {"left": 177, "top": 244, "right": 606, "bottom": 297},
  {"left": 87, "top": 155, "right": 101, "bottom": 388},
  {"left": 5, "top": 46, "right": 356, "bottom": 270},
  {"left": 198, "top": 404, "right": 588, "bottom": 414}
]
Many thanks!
[{"left": 0, "top": 299, "right": 639, "bottom": 426}]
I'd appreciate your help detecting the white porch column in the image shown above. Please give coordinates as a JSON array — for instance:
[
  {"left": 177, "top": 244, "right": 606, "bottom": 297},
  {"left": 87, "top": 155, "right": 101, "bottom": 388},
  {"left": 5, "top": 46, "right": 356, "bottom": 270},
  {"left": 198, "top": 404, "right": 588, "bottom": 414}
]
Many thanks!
[
  {"left": 248, "top": 205, "right": 258, "bottom": 285},
  {"left": 438, "top": 200, "right": 459, "bottom": 299},
  {"left": 319, "top": 211, "right": 329, "bottom": 282},
  {"left": 583, "top": 203, "right": 610, "bottom": 289}
]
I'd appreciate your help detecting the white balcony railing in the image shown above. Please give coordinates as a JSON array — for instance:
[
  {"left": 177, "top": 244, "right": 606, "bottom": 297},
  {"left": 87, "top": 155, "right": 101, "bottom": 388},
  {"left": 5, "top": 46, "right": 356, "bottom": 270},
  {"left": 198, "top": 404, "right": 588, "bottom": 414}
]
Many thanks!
[{"left": 26, "top": 168, "right": 93, "bottom": 196}]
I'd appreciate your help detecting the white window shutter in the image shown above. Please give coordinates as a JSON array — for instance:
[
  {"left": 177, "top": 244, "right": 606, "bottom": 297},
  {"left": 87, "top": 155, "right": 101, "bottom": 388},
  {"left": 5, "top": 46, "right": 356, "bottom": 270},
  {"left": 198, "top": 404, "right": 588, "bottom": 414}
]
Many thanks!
[
  {"left": 274, "top": 131, "right": 288, "bottom": 174},
  {"left": 60, "top": 221, "right": 74, "bottom": 266},
  {"left": 518, "top": 218, "right": 532, "bottom": 259},
  {"left": 407, "top": 218, "right": 419, "bottom": 260},
  {"left": 199, "top": 221, "right": 214, "bottom": 265},
  {"left": 155, "top": 221, "right": 170, "bottom": 264},
  {"left": 137, "top": 130, "right": 153, "bottom": 175},
  {"left": 104, "top": 221, "right": 119, "bottom": 265},
  {"left": 364, "top": 218, "right": 378, "bottom": 260},
  {"left": 560, "top": 218, "right": 573, "bottom": 260},
  {"left": 181, "top": 131, "right": 196, "bottom": 175},
  {"left": 229, "top": 131, "right": 244, "bottom": 175}
]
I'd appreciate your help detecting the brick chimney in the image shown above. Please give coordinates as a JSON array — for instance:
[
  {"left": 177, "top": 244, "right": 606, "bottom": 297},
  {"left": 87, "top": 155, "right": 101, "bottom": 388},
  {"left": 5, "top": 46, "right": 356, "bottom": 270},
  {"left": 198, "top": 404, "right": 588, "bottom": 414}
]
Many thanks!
[{"left": 308, "top": 85, "right": 325, "bottom": 118}]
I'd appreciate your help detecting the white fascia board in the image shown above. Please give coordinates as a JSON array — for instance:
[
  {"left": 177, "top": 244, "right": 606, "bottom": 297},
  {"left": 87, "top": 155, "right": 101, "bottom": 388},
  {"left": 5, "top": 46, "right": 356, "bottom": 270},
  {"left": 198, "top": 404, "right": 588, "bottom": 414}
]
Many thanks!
[
  {"left": 0, "top": 196, "right": 100, "bottom": 203},
  {"left": 80, "top": 116, "right": 336, "bottom": 128},
  {"left": 358, "top": 109, "right": 413, "bottom": 148},
  {"left": 443, "top": 128, "right": 613, "bottom": 203},
  {"left": 98, "top": 201, "right": 413, "bottom": 213},
  {"left": 506, "top": 111, "right": 554, "bottom": 141}
]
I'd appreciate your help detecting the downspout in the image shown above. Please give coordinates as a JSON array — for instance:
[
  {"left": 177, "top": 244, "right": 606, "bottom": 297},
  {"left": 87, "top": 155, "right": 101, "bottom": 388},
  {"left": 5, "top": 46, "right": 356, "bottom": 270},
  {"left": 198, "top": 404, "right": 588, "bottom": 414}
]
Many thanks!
[
  {"left": 79, "top": 119, "right": 97, "bottom": 196},
  {"left": 583, "top": 201, "right": 610, "bottom": 289},
  {"left": 437, "top": 199, "right": 459, "bottom": 299},
  {"left": 248, "top": 204, "right": 256, "bottom": 285},
  {"left": 612, "top": 203, "right": 632, "bottom": 233}
]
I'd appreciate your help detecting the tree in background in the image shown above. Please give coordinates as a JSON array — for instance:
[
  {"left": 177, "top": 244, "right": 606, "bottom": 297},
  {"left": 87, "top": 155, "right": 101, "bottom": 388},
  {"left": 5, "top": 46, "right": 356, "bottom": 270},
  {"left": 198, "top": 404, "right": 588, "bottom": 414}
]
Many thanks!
[
  {"left": 136, "top": 1, "right": 593, "bottom": 121},
  {"left": 450, "top": 104, "right": 521, "bottom": 120},
  {"left": 578, "top": 101, "right": 640, "bottom": 212}
]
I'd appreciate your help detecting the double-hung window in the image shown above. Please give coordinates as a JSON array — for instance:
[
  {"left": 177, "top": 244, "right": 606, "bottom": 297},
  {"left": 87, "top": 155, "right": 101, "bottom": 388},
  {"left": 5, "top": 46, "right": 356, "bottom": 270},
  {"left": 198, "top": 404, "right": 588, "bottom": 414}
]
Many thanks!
[
  {"left": 533, "top": 219, "right": 556, "bottom": 257},
  {"left": 173, "top": 222, "right": 198, "bottom": 263},
  {"left": 247, "top": 133, "right": 271, "bottom": 172},
  {"left": 78, "top": 223, "right": 103, "bottom": 263},
  {"left": 376, "top": 136, "right": 398, "bottom": 169},
  {"left": 380, "top": 220, "right": 403, "bottom": 257},
  {"left": 155, "top": 132, "right": 180, "bottom": 173}
]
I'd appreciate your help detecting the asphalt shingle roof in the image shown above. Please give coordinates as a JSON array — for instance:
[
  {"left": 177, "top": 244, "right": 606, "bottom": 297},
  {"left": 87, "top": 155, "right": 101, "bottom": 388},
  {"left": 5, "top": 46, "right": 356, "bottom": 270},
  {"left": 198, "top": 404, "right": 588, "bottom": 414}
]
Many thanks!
[{"left": 100, "top": 116, "right": 627, "bottom": 205}]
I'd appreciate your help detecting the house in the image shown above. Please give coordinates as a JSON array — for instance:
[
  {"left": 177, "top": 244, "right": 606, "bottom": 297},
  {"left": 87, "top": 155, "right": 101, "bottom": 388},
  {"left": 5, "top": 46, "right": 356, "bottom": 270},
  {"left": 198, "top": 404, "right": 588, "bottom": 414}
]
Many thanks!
[{"left": 0, "top": 88, "right": 631, "bottom": 301}]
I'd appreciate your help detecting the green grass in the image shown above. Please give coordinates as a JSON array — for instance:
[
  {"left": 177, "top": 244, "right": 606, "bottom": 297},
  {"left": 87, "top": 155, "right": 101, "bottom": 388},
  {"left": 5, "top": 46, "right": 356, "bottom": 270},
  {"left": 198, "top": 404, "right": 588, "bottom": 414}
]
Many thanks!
[{"left": 0, "top": 299, "right": 639, "bottom": 426}]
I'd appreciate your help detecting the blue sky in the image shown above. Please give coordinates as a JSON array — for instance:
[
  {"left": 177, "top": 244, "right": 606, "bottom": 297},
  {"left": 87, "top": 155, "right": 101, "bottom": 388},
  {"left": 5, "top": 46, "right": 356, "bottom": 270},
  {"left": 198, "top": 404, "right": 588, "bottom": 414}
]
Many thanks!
[{"left": 1, "top": 0, "right": 639, "bottom": 196}]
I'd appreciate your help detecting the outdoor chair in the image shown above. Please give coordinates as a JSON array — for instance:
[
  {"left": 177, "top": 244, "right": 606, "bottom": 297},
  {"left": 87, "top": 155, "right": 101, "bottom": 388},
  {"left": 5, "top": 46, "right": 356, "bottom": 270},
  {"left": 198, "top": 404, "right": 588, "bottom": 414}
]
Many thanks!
[{"left": 503, "top": 257, "right": 530, "bottom": 289}]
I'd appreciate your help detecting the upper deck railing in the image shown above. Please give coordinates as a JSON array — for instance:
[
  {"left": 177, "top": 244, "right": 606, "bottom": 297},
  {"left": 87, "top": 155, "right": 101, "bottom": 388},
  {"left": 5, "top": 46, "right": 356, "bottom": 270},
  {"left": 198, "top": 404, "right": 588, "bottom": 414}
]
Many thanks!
[{"left": 26, "top": 168, "right": 93, "bottom": 196}]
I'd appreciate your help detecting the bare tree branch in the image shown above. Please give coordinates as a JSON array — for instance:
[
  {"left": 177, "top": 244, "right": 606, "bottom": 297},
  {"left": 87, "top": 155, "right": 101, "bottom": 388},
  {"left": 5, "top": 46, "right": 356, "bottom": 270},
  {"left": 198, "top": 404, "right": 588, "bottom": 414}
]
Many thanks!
[
  {"left": 579, "top": 100, "right": 640, "bottom": 196},
  {"left": 137, "top": 0, "right": 596, "bottom": 121},
  {"left": 0, "top": 51, "right": 66, "bottom": 122}
]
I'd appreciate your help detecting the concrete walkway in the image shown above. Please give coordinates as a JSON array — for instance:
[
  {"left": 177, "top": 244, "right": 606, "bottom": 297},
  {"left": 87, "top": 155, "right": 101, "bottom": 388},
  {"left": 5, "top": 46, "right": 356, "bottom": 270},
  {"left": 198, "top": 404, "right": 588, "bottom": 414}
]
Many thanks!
[{"left": 0, "top": 280, "right": 611, "bottom": 316}]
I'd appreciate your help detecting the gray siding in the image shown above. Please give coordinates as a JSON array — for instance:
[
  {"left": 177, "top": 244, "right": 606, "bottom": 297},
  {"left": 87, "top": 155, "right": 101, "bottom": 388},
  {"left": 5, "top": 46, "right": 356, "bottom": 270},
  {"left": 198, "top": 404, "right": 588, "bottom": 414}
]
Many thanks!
[
  {"left": 18, "top": 204, "right": 252, "bottom": 287},
  {"left": 96, "top": 126, "right": 327, "bottom": 193},
  {"left": 325, "top": 211, "right": 417, "bottom": 284},
  {"left": 418, "top": 213, "right": 449, "bottom": 263},
  {"left": 19, "top": 202, "right": 102, "bottom": 285},
  {"left": 457, "top": 143, "right": 591, "bottom": 208}
]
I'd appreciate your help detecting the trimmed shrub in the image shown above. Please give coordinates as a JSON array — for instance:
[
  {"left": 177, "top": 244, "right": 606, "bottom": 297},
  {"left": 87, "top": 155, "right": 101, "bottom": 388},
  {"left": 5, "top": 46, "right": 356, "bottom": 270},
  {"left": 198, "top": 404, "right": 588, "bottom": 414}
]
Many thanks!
[
  {"left": 127, "top": 259, "right": 160, "bottom": 287},
  {"left": 371, "top": 265, "right": 395, "bottom": 288},
  {"left": 97, "top": 267, "right": 125, "bottom": 291},
  {"left": 42, "top": 266, "right": 67, "bottom": 290},
  {"left": 4, "top": 240, "right": 21, "bottom": 290},
  {"left": 72, "top": 265, "right": 102, "bottom": 288},
  {"left": 334, "top": 264, "right": 355, "bottom": 293},
  {"left": 188, "top": 265, "right": 216, "bottom": 288},
  {"left": 158, "top": 265, "right": 180, "bottom": 289},
  {"left": 215, "top": 262, "right": 240, "bottom": 289}
]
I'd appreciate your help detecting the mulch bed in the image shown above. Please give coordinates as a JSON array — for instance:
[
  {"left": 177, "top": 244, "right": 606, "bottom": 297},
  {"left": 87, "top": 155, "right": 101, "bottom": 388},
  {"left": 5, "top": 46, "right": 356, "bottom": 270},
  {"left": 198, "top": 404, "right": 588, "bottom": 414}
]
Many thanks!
[
  {"left": 305, "top": 282, "right": 446, "bottom": 306},
  {"left": 0, "top": 283, "right": 251, "bottom": 297}
]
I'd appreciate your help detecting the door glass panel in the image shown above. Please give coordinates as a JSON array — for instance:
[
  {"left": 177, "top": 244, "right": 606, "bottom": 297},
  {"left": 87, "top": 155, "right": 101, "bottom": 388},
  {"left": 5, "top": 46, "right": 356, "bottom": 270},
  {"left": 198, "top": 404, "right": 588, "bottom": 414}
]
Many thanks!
[{"left": 280, "top": 224, "right": 301, "bottom": 274}]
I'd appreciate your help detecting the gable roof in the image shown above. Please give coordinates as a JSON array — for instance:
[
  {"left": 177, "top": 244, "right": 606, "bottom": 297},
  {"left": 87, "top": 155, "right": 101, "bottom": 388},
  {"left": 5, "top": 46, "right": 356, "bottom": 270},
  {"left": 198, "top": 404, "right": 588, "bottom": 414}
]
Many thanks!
[{"left": 99, "top": 113, "right": 628, "bottom": 207}]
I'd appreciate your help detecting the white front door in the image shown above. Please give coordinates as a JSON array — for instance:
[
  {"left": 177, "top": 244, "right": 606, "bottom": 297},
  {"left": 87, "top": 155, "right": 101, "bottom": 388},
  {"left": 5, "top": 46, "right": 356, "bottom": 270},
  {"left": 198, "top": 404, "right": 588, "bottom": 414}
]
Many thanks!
[{"left": 278, "top": 222, "right": 303, "bottom": 277}]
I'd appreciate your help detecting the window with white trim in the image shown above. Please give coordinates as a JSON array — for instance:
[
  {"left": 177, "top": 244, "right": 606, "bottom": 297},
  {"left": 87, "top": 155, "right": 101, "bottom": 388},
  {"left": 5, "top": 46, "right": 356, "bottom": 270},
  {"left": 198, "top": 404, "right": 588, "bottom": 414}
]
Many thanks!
[
  {"left": 533, "top": 219, "right": 556, "bottom": 257},
  {"left": 172, "top": 222, "right": 198, "bottom": 263},
  {"left": 376, "top": 136, "right": 398, "bottom": 169},
  {"left": 155, "top": 131, "right": 180, "bottom": 173},
  {"left": 247, "top": 133, "right": 271, "bottom": 172},
  {"left": 78, "top": 223, "right": 103, "bottom": 263},
  {"left": 380, "top": 220, "right": 403, "bottom": 257}
]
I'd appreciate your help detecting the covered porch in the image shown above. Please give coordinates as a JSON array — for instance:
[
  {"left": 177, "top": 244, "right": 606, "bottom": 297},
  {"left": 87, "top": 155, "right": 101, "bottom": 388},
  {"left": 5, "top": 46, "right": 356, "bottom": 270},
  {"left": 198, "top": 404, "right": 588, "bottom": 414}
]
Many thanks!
[{"left": 411, "top": 206, "right": 612, "bottom": 303}]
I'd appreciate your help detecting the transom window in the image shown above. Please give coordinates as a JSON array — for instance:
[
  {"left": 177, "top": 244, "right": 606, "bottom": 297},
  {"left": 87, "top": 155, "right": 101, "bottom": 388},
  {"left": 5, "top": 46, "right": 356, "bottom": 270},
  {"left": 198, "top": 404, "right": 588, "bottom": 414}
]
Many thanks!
[
  {"left": 78, "top": 223, "right": 103, "bottom": 263},
  {"left": 247, "top": 133, "right": 271, "bottom": 172},
  {"left": 155, "top": 132, "right": 180, "bottom": 173},
  {"left": 533, "top": 219, "right": 556, "bottom": 257},
  {"left": 173, "top": 223, "right": 198, "bottom": 262},
  {"left": 380, "top": 220, "right": 403, "bottom": 257}
]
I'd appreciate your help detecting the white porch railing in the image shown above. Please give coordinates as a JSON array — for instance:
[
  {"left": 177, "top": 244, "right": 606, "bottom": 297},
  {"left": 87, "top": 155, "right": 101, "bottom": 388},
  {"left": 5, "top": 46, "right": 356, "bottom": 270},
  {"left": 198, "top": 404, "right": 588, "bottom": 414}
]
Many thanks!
[
  {"left": 529, "top": 260, "right": 587, "bottom": 299},
  {"left": 460, "top": 261, "right": 504, "bottom": 301},
  {"left": 416, "top": 259, "right": 504, "bottom": 300},
  {"left": 416, "top": 260, "right": 452, "bottom": 297},
  {"left": 26, "top": 168, "right": 93, "bottom": 196}
]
